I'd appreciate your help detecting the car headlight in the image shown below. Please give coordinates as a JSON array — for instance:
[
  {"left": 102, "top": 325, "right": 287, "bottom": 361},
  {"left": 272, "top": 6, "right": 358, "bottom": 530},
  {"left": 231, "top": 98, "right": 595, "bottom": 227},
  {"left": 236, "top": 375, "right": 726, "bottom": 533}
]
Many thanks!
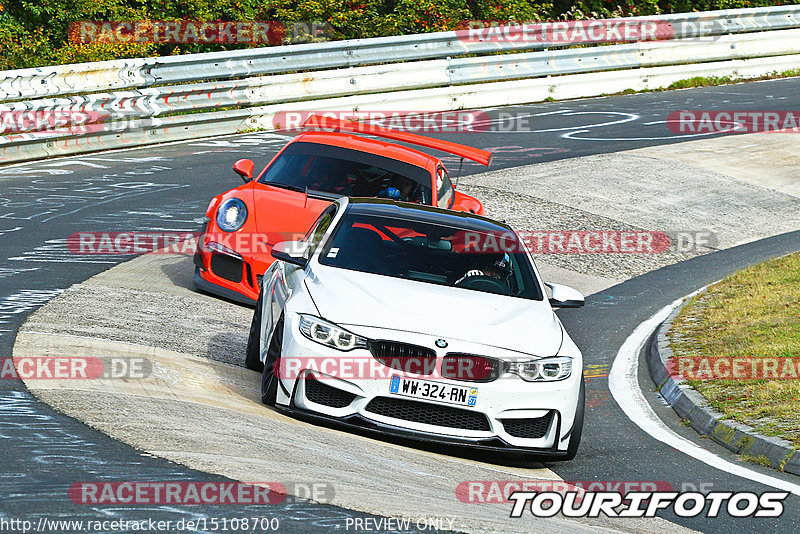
[
  {"left": 299, "top": 315, "right": 368, "bottom": 351},
  {"left": 216, "top": 198, "right": 248, "bottom": 232},
  {"left": 509, "top": 356, "right": 572, "bottom": 382}
]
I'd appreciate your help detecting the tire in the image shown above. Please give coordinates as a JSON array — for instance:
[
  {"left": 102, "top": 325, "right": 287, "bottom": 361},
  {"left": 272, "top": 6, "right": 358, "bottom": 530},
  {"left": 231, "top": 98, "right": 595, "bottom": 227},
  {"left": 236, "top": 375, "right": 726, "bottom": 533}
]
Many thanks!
[
  {"left": 261, "top": 316, "right": 283, "bottom": 406},
  {"left": 244, "top": 291, "right": 264, "bottom": 372},
  {"left": 561, "top": 373, "right": 585, "bottom": 461},
  {"left": 521, "top": 373, "right": 584, "bottom": 463}
]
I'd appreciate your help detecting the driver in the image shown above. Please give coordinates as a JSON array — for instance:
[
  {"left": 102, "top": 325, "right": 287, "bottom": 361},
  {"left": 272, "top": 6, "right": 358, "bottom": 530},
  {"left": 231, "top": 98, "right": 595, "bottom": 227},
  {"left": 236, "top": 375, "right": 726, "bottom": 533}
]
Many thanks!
[
  {"left": 394, "top": 176, "right": 415, "bottom": 201},
  {"left": 455, "top": 253, "right": 512, "bottom": 286}
]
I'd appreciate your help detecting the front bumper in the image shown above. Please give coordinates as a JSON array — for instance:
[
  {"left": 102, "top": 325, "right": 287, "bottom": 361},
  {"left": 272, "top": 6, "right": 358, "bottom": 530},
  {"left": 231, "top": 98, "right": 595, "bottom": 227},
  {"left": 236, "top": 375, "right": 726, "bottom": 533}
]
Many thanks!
[
  {"left": 275, "top": 402, "right": 571, "bottom": 457},
  {"left": 273, "top": 316, "right": 582, "bottom": 454},
  {"left": 193, "top": 267, "right": 256, "bottom": 307}
]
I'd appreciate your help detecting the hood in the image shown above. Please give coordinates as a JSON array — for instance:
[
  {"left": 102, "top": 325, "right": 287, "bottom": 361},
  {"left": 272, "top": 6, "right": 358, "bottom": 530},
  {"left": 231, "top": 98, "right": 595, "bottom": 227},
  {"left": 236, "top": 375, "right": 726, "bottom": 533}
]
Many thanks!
[
  {"left": 305, "top": 265, "right": 562, "bottom": 356},
  {"left": 250, "top": 182, "right": 332, "bottom": 244}
]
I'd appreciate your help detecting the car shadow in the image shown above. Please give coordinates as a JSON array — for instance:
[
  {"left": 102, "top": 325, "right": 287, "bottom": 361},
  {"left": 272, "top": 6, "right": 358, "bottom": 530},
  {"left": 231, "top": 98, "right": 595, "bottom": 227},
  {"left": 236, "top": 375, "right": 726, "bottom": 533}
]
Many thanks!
[
  {"left": 159, "top": 254, "right": 196, "bottom": 291},
  {"left": 205, "top": 330, "right": 250, "bottom": 367}
]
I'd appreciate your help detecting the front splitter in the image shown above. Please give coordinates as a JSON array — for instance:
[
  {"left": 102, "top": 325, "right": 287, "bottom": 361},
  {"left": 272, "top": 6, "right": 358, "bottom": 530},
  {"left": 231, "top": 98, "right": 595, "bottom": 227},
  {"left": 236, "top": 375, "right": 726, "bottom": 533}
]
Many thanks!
[{"left": 274, "top": 403, "right": 569, "bottom": 459}]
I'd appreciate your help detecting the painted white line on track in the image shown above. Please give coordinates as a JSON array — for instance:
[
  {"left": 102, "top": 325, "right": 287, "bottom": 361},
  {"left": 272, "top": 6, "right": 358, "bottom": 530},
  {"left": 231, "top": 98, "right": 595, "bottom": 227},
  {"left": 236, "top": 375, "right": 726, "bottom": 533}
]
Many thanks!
[
  {"left": 532, "top": 110, "right": 574, "bottom": 116},
  {"left": 0, "top": 131, "right": 293, "bottom": 172},
  {"left": 609, "top": 289, "right": 800, "bottom": 497},
  {"left": 528, "top": 111, "right": 640, "bottom": 133},
  {"left": 41, "top": 161, "right": 109, "bottom": 168},
  {"left": 562, "top": 125, "right": 737, "bottom": 141}
]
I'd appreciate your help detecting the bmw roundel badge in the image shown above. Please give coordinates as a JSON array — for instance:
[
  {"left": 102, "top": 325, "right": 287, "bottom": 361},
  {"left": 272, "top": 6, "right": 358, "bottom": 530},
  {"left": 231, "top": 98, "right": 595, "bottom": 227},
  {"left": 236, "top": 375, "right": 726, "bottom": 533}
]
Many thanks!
[{"left": 435, "top": 339, "right": 448, "bottom": 348}]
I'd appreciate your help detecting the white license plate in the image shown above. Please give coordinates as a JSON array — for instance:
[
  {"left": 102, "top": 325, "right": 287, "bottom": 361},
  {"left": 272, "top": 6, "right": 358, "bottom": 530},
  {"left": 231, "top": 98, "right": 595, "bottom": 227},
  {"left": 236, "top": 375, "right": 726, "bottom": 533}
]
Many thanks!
[{"left": 389, "top": 375, "right": 477, "bottom": 407}]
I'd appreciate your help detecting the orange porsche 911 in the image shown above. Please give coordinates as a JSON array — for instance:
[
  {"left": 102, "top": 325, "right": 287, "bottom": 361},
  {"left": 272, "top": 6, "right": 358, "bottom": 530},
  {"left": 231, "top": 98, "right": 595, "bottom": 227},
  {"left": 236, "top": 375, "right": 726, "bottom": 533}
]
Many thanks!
[{"left": 193, "top": 115, "right": 492, "bottom": 305}]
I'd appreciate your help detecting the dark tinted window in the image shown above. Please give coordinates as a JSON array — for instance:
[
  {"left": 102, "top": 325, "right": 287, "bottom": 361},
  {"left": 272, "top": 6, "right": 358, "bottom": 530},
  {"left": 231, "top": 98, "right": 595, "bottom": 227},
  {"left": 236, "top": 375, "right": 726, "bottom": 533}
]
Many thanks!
[
  {"left": 436, "top": 167, "right": 454, "bottom": 209},
  {"left": 319, "top": 211, "right": 542, "bottom": 300},
  {"left": 260, "top": 142, "right": 431, "bottom": 203}
]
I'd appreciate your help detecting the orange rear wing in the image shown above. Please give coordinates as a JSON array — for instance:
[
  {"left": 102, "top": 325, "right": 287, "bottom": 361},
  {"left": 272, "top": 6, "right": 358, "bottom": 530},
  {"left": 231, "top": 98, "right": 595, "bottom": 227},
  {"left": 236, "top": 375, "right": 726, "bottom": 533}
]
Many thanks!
[{"left": 303, "top": 115, "right": 493, "bottom": 167}]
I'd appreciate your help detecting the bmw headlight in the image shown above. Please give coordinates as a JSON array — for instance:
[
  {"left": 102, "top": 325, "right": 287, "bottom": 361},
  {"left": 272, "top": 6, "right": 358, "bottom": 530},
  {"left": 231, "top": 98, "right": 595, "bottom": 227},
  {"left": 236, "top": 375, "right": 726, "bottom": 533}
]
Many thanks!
[
  {"left": 216, "top": 198, "right": 248, "bottom": 232},
  {"left": 299, "top": 315, "right": 368, "bottom": 351},
  {"left": 510, "top": 356, "right": 572, "bottom": 382}
]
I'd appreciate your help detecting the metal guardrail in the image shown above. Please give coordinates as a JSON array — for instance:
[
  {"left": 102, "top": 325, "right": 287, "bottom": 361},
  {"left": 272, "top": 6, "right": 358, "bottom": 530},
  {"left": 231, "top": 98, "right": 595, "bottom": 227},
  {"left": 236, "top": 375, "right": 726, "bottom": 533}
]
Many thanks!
[
  {"left": 2, "top": 5, "right": 799, "bottom": 101},
  {"left": 145, "top": 5, "right": 800, "bottom": 86},
  {"left": 1, "top": 5, "right": 800, "bottom": 163},
  {"left": 7, "top": 27, "right": 800, "bottom": 126}
]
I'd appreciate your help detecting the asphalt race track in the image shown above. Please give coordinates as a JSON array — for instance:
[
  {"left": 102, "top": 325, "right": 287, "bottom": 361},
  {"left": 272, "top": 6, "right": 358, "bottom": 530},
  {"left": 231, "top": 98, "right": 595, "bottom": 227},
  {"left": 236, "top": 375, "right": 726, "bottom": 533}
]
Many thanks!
[{"left": 2, "top": 77, "right": 800, "bottom": 532}]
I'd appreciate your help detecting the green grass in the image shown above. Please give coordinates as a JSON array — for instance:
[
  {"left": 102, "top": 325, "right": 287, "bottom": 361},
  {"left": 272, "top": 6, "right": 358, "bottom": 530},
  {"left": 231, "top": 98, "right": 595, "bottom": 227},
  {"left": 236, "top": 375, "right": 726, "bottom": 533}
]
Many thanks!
[
  {"left": 668, "top": 252, "right": 800, "bottom": 447},
  {"left": 779, "top": 448, "right": 797, "bottom": 471},
  {"left": 668, "top": 75, "right": 737, "bottom": 89},
  {"left": 666, "top": 68, "right": 800, "bottom": 90},
  {"left": 739, "top": 454, "right": 772, "bottom": 468},
  {"left": 236, "top": 126, "right": 269, "bottom": 134},
  {"left": 593, "top": 68, "right": 800, "bottom": 100}
]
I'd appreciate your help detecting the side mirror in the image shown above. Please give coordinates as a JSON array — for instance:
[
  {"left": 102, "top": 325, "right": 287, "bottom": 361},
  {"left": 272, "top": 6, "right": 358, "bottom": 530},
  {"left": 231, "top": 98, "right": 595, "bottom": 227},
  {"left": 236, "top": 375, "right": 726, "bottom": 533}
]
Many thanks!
[
  {"left": 545, "top": 283, "right": 584, "bottom": 308},
  {"left": 271, "top": 241, "right": 309, "bottom": 268},
  {"left": 233, "top": 159, "right": 254, "bottom": 182}
]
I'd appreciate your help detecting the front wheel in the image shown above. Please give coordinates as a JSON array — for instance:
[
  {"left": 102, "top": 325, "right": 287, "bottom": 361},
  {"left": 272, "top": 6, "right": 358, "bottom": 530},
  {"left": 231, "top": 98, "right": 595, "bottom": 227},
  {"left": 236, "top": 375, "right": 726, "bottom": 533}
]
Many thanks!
[
  {"left": 524, "top": 373, "right": 584, "bottom": 463},
  {"left": 261, "top": 316, "right": 283, "bottom": 406},
  {"left": 562, "top": 374, "right": 585, "bottom": 461}
]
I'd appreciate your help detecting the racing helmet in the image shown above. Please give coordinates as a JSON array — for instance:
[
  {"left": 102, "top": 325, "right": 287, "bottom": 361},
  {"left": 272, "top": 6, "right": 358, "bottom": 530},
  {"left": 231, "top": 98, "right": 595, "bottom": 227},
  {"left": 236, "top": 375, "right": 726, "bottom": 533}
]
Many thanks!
[{"left": 488, "top": 252, "right": 512, "bottom": 279}]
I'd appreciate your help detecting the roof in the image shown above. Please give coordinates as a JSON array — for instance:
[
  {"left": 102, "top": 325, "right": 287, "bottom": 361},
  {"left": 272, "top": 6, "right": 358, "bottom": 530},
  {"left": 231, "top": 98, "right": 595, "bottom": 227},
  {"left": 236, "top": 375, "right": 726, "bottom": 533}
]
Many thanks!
[{"left": 345, "top": 198, "right": 511, "bottom": 232}]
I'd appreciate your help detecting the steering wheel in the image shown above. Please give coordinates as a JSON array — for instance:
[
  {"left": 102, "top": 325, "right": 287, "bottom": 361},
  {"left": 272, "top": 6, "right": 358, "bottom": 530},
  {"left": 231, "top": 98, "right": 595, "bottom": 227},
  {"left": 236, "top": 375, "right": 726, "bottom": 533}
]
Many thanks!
[
  {"left": 454, "top": 275, "right": 511, "bottom": 294},
  {"left": 365, "top": 169, "right": 392, "bottom": 184}
]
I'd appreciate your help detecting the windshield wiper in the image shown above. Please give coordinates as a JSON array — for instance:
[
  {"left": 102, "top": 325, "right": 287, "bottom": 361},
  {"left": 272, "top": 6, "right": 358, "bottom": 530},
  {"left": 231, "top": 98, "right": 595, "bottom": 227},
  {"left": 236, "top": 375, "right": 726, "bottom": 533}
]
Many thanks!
[
  {"left": 265, "top": 182, "right": 343, "bottom": 200},
  {"left": 265, "top": 182, "right": 306, "bottom": 194}
]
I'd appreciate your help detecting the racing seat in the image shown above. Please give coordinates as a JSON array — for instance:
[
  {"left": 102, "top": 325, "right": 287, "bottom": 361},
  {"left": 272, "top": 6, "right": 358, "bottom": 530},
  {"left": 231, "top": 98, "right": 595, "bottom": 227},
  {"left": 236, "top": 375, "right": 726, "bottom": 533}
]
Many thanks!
[{"left": 335, "top": 227, "right": 389, "bottom": 272}]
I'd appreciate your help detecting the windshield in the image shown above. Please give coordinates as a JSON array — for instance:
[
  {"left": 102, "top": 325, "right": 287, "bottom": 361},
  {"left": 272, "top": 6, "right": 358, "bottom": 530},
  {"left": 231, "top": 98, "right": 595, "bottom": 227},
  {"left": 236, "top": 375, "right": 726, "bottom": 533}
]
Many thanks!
[
  {"left": 259, "top": 142, "right": 432, "bottom": 203},
  {"left": 319, "top": 210, "right": 543, "bottom": 300}
]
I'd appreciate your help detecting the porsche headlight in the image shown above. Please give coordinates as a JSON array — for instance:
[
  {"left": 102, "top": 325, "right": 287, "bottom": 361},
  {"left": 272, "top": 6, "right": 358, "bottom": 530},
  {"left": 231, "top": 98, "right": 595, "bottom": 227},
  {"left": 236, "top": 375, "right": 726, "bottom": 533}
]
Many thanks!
[
  {"left": 510, "top": 356, "right": 572, "bottom": 382},
  {"left": 299, "top": 315, "right": 368, "bottom": 351},
  {"left": 216, "top": 198, "right": 248, "bottom": 232}
]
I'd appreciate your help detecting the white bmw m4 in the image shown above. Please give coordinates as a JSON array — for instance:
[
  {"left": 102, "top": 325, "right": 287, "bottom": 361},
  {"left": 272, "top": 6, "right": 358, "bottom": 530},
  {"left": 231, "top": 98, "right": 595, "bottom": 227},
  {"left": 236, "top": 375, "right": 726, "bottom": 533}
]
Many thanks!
[{"left": 245, "top": 197, "right": 586, "bottom": 460}]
